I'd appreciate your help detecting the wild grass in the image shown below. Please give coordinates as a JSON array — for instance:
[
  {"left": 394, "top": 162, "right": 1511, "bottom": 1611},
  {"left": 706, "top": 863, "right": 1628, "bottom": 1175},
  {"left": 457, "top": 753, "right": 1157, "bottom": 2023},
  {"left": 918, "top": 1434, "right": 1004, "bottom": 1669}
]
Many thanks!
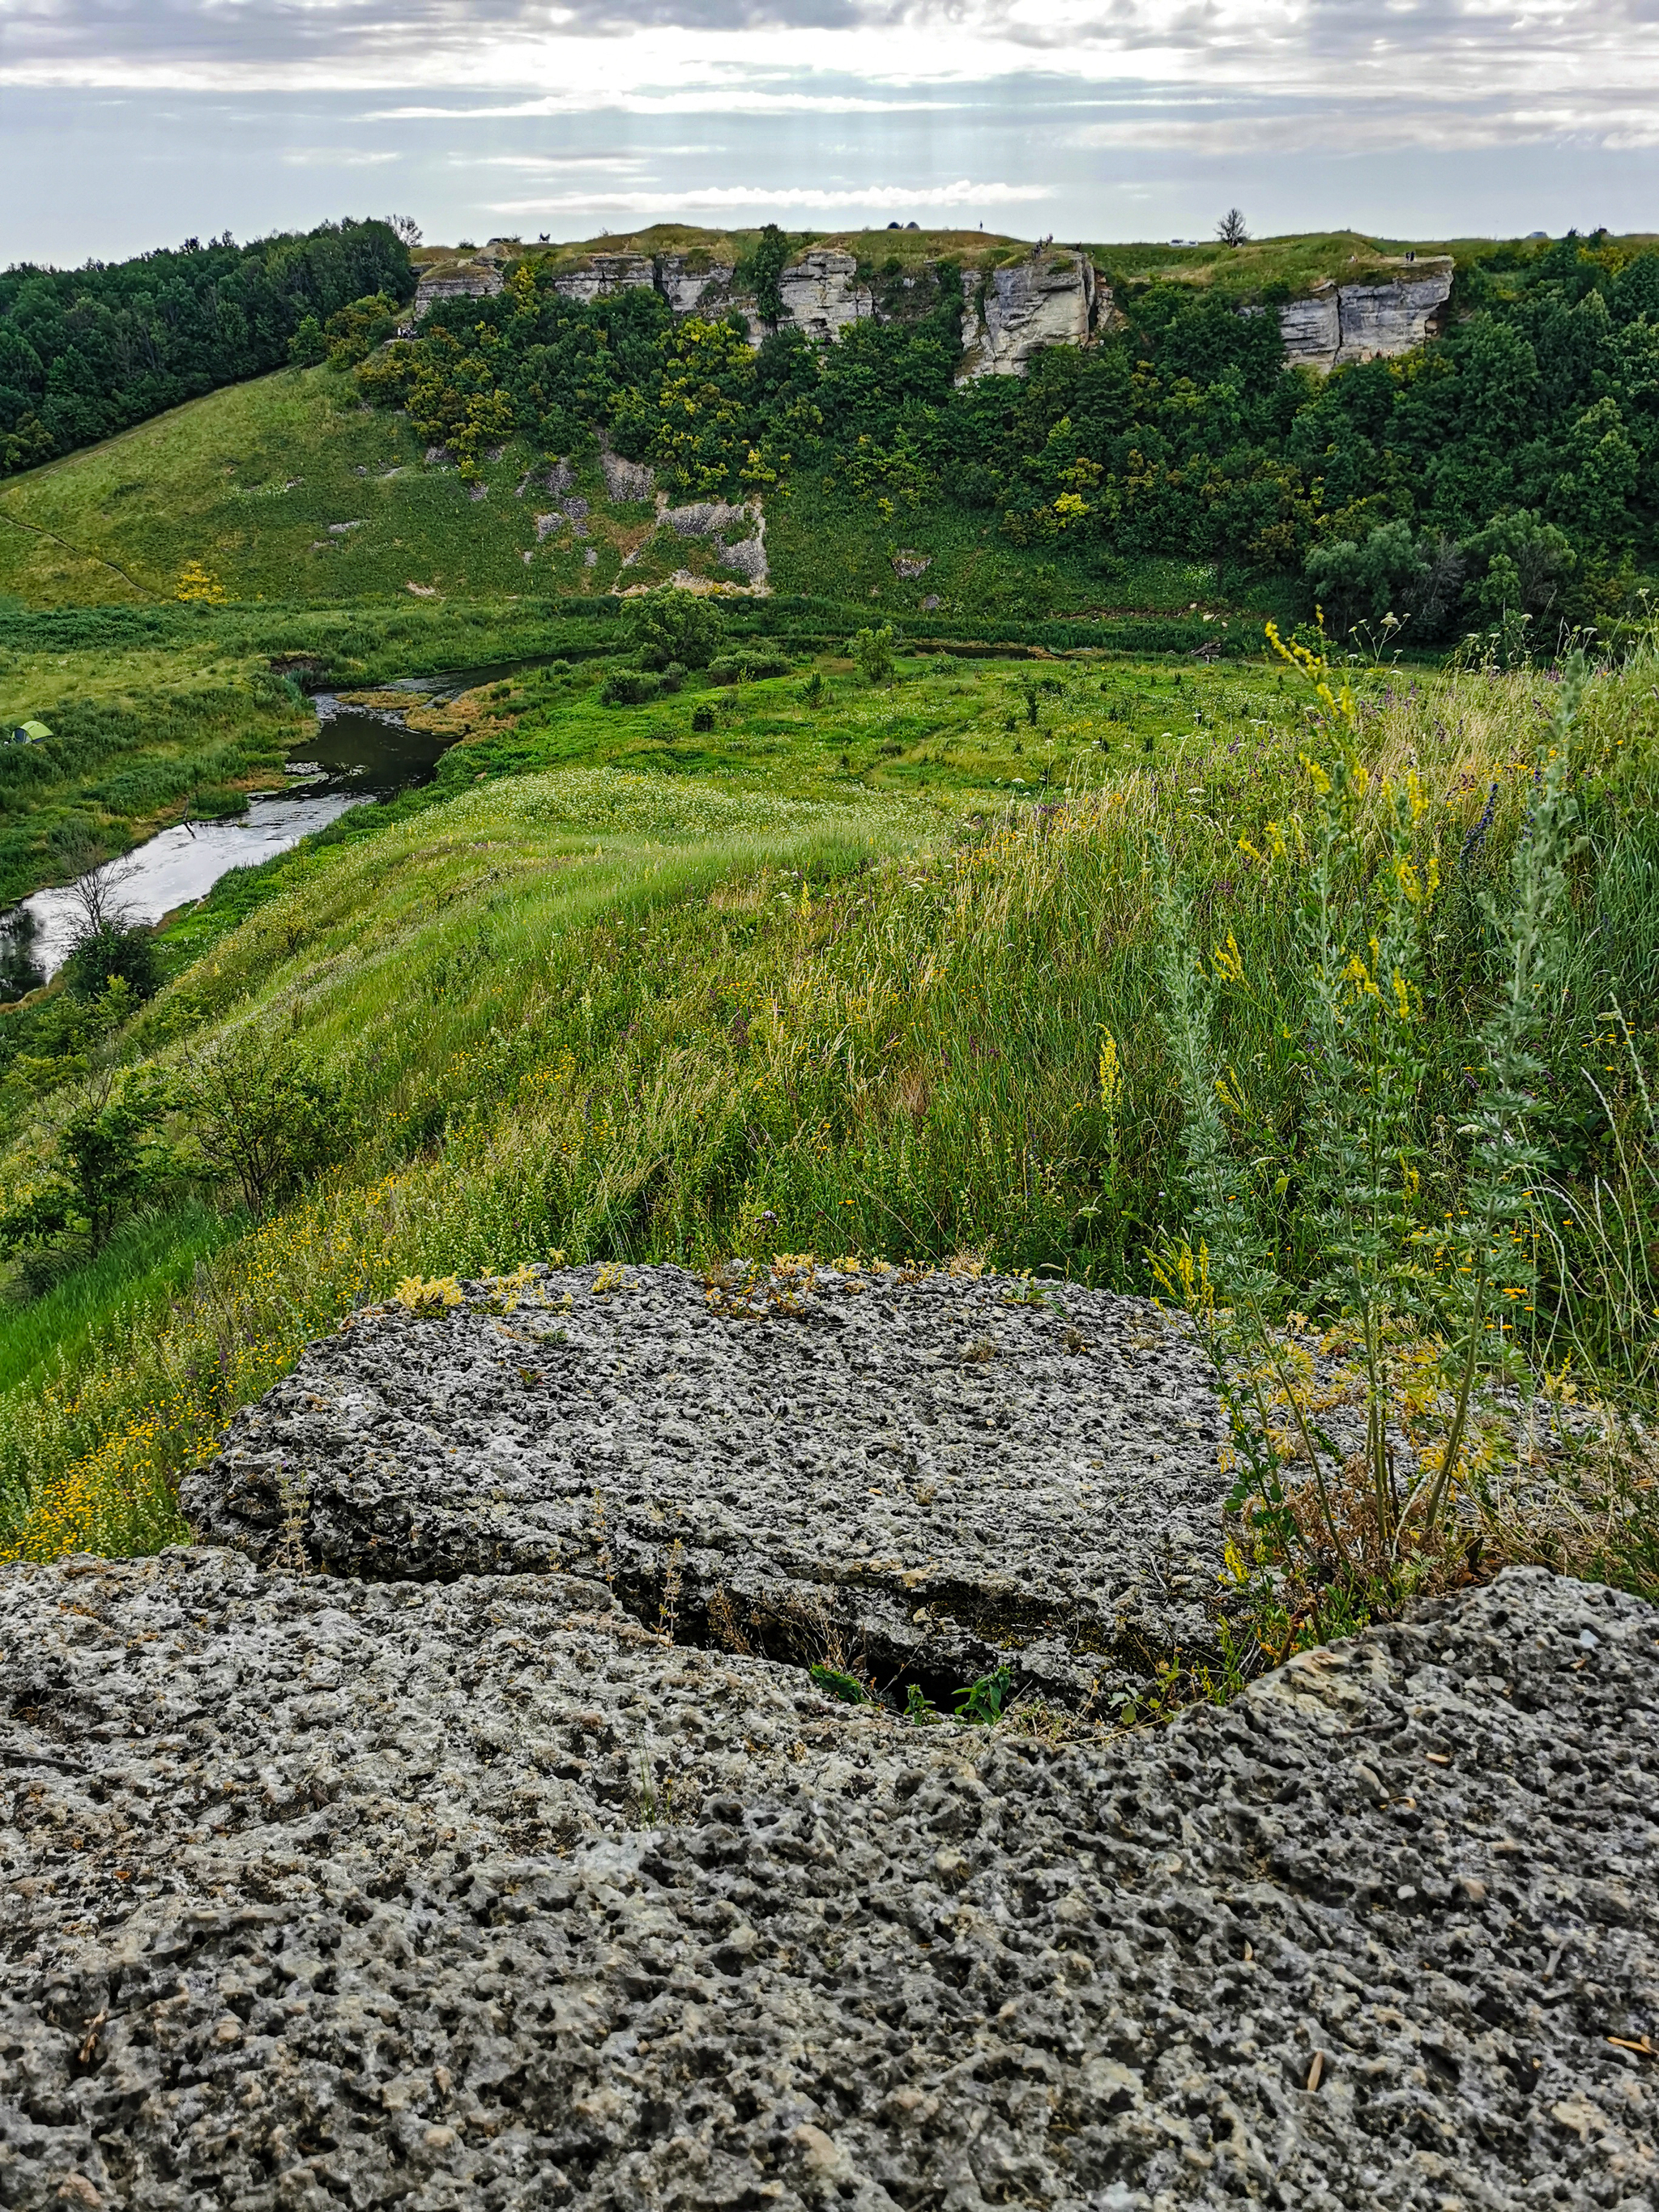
[{"left": 1, "top": 650, "right": 1654, "bottom": 1597}]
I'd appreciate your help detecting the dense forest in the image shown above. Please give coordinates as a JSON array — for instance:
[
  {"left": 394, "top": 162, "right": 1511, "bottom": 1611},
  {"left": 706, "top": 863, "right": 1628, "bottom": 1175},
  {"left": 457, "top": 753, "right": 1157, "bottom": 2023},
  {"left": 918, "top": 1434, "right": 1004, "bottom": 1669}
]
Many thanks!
[
  {"left": 0, "top": 219, "right": 412, "bottom": 476},
  {"left": 363, "top": 228, "right": 1659, "bottom": 641}
]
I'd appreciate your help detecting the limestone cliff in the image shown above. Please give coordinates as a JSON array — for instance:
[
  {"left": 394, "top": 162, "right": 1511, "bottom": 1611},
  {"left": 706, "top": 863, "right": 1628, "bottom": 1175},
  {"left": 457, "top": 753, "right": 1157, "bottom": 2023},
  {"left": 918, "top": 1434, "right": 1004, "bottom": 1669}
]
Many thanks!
[
  {"left": 957, "top": 247, "right": 1105, "bottom": 380},
  {"left": 421, "top": 237, "right": 1449, "bottom": 383},
  {"left": 1271, "top": 258, "right": 1453, "bottom": 373},
  {"left": 525, "top": 238, "right": 1103, "bottom": 377},
  {"left": 409, "top": 259, "right": 504, "bottom": 320}
]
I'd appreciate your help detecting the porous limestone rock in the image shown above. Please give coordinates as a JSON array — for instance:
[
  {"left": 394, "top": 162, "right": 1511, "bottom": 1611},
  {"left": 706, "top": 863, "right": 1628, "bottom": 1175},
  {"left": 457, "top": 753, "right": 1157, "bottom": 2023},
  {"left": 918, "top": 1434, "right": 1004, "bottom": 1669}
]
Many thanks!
[
  {"left": 958, "top": 249, "right": 1105, "bottom": 380},
  {"left": 600, "top": 448, "right": 656, "bottom": 501},
  {"left": 183, "top": 1263, "right": 1228, "bottom": 1709},
  {"left": 1, "top": 1554, "right": 1653, "bottom": 2211}
]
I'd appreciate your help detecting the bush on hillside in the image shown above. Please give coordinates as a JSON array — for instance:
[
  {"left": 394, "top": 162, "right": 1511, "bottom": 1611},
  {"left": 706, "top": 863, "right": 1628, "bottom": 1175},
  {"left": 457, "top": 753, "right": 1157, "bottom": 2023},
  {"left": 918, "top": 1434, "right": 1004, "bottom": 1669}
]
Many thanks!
[
  {"left": 61, "top": 920, "right": 162, "bottom": 1003},
  {"left": 627, "top": 589, "right": 727, "bottom": 671}
]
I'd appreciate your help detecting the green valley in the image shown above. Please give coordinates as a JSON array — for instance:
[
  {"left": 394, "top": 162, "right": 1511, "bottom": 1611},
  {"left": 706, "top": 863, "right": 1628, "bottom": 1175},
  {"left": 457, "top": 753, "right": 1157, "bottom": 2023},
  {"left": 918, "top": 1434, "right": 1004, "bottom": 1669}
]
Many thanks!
[{"left": 1, "top": 218, "right": 1656, "bottom": 1658}]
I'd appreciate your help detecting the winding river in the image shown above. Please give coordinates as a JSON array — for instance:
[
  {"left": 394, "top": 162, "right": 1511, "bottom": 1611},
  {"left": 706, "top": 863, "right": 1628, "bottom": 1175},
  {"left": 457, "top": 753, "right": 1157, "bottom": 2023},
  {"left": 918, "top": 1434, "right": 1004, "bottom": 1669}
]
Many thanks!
[{"left": 0, "top": 678, "right": 470, "bottom": 996}]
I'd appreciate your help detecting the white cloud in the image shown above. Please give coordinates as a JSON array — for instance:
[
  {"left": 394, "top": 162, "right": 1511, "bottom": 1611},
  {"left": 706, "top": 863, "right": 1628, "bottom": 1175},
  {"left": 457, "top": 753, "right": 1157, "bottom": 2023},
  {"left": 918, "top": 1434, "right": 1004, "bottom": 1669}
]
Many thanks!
[
  {"left": 5, "top": 2, "right": 1658, "bottom": 121},
  {"left": 488, "top": 177, "right": 1052, "bottom": 214},
  {"left": 278, "top": 146, "right": 401, "bottom": 167}
]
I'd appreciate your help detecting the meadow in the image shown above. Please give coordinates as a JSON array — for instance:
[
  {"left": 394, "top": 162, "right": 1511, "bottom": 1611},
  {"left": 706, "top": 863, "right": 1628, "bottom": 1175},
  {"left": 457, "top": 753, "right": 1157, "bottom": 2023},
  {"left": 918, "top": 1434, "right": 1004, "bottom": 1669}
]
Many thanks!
[{"left": 2, "top": 628, "right": 1655, "bottom": 1663}]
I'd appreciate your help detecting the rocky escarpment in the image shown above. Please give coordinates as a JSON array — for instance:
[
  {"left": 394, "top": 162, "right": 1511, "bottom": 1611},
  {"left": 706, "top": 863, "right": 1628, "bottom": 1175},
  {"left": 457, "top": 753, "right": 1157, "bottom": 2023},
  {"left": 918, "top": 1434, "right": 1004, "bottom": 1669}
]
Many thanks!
[
  {"left": 181, "top": 1263, "right": 1229, "bottom": 1711},
  {"left": 1, "top": 1551, "right": 1653, "bottom": 2210},
  {"left": 416, "top": 237, "right": 1453, "bottom": 382},
  {"left": 514, "top": 243, "right": 1107, "bottom": 379},
  {"left": 957, "top": 249, "right": 1105, "bottom": 379},
  {"left": 1266, "top": 259, "right": 1455, "bottom": 373}
]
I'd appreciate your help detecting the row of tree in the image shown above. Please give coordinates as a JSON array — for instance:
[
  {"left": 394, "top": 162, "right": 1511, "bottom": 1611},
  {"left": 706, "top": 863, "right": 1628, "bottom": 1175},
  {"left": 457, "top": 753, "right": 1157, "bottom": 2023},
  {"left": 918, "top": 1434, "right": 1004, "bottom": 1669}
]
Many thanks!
[
  {"left": 364, "top": 228, "right": 1659, "bottom": 637},
  {"left": 0, "top": 219, "right": 413, "bottom": 475}
]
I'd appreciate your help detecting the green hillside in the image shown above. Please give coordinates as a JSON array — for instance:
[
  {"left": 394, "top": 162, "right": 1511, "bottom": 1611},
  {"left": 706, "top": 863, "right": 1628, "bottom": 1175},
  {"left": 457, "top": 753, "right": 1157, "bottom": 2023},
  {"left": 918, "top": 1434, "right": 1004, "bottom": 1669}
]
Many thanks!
[
  {"left": 0, "top": 358, "right": 1286, "bottom": 624},
  {"left": 2, "top": 217, "right": 1657, "bottom": 1656}
]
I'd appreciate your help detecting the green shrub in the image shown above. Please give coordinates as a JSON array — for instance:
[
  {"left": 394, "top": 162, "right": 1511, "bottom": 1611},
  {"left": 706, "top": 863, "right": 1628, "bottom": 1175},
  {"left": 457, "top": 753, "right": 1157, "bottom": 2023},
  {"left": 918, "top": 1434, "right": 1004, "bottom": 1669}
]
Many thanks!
[
  {"left": 707, "top": 653, "right": 790, "bottom": 685},
  {"left": 847, "top": 624, "right": 897, "bottom": 687},
  {"left": 628, "top": 589, "right": 727, "bottom": 672}
]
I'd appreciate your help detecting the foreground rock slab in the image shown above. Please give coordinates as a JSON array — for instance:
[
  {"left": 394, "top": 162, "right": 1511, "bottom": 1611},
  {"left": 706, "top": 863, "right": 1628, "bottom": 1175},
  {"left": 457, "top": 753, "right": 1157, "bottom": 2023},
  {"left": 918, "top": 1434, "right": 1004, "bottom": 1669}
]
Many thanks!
[
  {"left": 183, "top": 1264, "right": 1230, "bottom": 1707},
  {"left": 2, "top": 1555, "right": 1653, "bottom": 2210}
]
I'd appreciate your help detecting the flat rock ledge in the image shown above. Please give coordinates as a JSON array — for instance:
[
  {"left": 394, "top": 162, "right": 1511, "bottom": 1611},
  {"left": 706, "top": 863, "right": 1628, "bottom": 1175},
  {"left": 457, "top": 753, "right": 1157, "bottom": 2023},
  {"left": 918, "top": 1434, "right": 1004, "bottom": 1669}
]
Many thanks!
[
  {"left": 2, "top": 1554, "right": 1654, "bottom": 2210},
  {"left": 182, "top": 1264, "right": 1231, "bottom": 1710}
]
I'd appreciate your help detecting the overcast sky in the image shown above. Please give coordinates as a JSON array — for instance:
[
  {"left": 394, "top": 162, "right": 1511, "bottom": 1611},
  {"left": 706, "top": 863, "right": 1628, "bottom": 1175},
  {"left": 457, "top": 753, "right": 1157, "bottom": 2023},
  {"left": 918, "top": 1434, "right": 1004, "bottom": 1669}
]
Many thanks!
[{"left": 2, "top": 2, "right": 1656, "bottom": 264}]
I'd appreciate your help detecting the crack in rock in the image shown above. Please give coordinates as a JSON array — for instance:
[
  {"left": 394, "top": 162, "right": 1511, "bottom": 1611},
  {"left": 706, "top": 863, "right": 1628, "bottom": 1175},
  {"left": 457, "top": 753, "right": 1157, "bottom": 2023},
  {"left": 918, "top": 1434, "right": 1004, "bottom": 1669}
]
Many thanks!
[{"left": 182, "top": 1264, "right": 1230, "bottom": 1707}]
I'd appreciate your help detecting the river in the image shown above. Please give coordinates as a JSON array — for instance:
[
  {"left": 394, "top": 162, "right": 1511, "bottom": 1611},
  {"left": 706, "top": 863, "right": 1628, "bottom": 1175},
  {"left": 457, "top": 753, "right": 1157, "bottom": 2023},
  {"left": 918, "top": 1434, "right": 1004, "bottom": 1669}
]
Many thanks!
[{"left": 0, "top": 681, "right": 467, "bottom": 997}]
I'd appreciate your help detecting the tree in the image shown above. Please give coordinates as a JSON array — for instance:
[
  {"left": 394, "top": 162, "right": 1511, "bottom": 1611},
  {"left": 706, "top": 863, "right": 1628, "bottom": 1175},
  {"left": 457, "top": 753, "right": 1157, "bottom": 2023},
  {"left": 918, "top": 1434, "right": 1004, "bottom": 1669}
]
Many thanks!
[
  {"left": 1217, "top": 209, "right": 1249, "bottom": 247},
  {"left": 749, "top": 223, "right": 791, "bottom": 328},
  {"left": 288, "top": 314, "right": 327, "bottom": 367},
  {"left": 1304, "top": 520, "right": 1430, "bottom": 639},
  {"left": 58, "top": 856, "right": 163, "bottom": 1002},
  {"left": 847, "top": 624, "right": 897, "bottom": 686},
  {"left": 178, "top": 1034, "right": 348, "bottom": 1215},
  {"left": 1463, "top": 510, "right": 1576, "bottom": 623},
  {"left": 388, "top": 214, "right": 423, "bottom": 248},
  {"left": 626, "top": 588, "right": 727, "bottom": 671},
  {"left": 0, "top": 1072, "right": 170, "bottom": 1257}
]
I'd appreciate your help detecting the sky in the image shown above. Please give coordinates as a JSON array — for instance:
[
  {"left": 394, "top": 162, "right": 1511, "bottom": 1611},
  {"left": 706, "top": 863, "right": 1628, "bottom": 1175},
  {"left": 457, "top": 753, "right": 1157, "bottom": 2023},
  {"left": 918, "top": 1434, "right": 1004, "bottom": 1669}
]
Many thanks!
[{"left": 2, "top": 2, "right": 1657, "bottom": 266}]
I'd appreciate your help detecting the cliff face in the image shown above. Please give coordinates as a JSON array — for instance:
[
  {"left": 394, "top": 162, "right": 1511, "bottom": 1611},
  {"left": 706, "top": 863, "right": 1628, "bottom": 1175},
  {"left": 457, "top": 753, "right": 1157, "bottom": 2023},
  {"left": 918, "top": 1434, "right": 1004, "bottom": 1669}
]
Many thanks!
[
  {"left": 410, "top": 260, "right": 504, "bottom": 319},
  {"left": 1273, "top": 259, "right": 1454, "bottom": 373},
  {"left": 420, "top": 238, "right": 1451, "bottom": 382},
  {"left": 957, "top": 248, "right": 1104, "bottom": 380},
  {"left": 524, "top": 240, "right": 1104, "bottom": 377}
]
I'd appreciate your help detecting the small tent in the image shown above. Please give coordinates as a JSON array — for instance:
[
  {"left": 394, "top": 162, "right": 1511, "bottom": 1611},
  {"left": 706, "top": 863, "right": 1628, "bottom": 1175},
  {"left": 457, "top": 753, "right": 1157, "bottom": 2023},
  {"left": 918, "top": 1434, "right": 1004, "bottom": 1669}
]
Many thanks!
[{"left": 12, "top": 720, "right": 52, "bottom": 744}]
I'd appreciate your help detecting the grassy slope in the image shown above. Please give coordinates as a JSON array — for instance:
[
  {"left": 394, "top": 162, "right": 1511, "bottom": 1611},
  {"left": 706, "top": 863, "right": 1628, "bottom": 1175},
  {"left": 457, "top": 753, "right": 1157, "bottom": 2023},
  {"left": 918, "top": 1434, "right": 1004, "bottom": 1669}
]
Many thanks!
[
  {"left": 4, "top": 649, "right": 1656, "bottom": 1574},
  {"left": 0, "top": 360, "right": 1299, "bottom": 624}
]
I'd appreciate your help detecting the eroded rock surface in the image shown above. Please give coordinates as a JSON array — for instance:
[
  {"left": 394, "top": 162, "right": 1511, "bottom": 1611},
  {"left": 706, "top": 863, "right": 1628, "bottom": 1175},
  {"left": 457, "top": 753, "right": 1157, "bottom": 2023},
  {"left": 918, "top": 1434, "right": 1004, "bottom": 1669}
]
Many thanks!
[
  {"left": 183, "top": 1264, "right": 1226, "bottom": 1708},
  {"left": 959, "top": 250, "right": 1105, "bottom": 380},
  {"left": 2, "top": 1554, "right": 1653, "bottom": 2211},
  {"left": 1273, "top": 261, "right": 1455, "bottom": 373},
  {"left": 776, "top": 248, "right": 874, "bottom": 342}
]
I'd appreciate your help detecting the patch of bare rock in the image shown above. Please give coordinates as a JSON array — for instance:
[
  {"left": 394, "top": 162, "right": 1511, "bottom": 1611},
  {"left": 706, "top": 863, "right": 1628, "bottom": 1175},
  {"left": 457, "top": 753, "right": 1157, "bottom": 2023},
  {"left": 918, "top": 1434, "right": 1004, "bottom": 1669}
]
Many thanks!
[
  {"left": 182, "top": 1264, "right": 1230, "bottom": 1710},
  {"left": 1, "top": 1552, "right": 1654, "bottom": 2210}
]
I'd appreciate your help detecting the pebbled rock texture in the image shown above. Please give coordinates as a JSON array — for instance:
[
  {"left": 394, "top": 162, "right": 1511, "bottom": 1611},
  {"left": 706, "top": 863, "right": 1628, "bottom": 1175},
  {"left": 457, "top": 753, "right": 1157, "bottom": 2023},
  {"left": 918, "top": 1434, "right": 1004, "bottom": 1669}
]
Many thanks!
[
  {"left": 181, "top": 1264, "right": 1229, "bottom": 1708},
  {"left": 1, "top": 1554, "right": 1653, "bottom": 2210}
]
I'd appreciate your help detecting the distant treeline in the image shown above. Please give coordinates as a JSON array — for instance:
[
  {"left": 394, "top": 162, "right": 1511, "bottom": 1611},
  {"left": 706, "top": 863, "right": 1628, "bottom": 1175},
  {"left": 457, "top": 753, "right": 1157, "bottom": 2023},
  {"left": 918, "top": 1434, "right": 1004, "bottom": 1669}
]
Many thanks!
[
  {"left": 365, "top": 229, "right": 1659, "bottom": 639},
  {"left": 0, "top": 220, "right": 412, "bottom": 476}
]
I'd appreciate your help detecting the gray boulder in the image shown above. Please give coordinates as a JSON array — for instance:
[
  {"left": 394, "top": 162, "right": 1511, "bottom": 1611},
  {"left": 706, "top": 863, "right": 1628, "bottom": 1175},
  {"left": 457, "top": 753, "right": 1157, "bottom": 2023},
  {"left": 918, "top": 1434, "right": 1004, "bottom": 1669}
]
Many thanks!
[{"left": 182, "top": 1264, "right": 1230, "bottom": 1710}]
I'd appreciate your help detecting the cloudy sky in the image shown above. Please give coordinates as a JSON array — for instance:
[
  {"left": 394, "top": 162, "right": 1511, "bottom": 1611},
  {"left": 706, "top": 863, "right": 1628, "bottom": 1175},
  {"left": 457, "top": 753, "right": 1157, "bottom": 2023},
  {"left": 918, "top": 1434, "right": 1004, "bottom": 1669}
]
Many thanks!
[{"left": 2, "top": 2, "right": 1656, "bottom": 264}]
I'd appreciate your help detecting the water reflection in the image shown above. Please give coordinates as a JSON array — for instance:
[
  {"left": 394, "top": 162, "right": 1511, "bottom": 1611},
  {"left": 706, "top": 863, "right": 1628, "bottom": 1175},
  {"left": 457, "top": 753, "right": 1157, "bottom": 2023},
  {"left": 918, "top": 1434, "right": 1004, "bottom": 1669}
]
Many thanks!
[{"left": 0, "top": 689, "right": 460, "bottom": 996}]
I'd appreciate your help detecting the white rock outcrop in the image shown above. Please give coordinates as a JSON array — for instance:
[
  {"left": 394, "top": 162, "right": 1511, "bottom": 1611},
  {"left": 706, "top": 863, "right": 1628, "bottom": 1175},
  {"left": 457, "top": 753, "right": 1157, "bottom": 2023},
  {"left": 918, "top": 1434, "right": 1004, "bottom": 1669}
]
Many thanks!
[
  {"left": 412, "top": 263, "right": 503, "bottom": 319},
  {"left": 957, "top": 248, "right": 1105, "bottom": 380},
  {"left": 775, "top": 248, "right": 874, "bottom": 341},
  {"left": 549, "top": 252, "right": 657, "bottom": 305},
  {"left": 1273, "top": 259, "right": 1454, "bottom": 373},
  {"left": 655, "top": 254, "right": 736, "bottom": 313}
]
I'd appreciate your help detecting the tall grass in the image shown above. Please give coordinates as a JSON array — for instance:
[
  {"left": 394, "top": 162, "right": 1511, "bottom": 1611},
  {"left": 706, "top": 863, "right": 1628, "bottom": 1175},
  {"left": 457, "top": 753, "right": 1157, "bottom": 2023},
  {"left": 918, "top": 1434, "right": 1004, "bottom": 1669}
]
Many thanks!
[{"left": 2, "top": 663, "right": 1655, "bottom": 1592}]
